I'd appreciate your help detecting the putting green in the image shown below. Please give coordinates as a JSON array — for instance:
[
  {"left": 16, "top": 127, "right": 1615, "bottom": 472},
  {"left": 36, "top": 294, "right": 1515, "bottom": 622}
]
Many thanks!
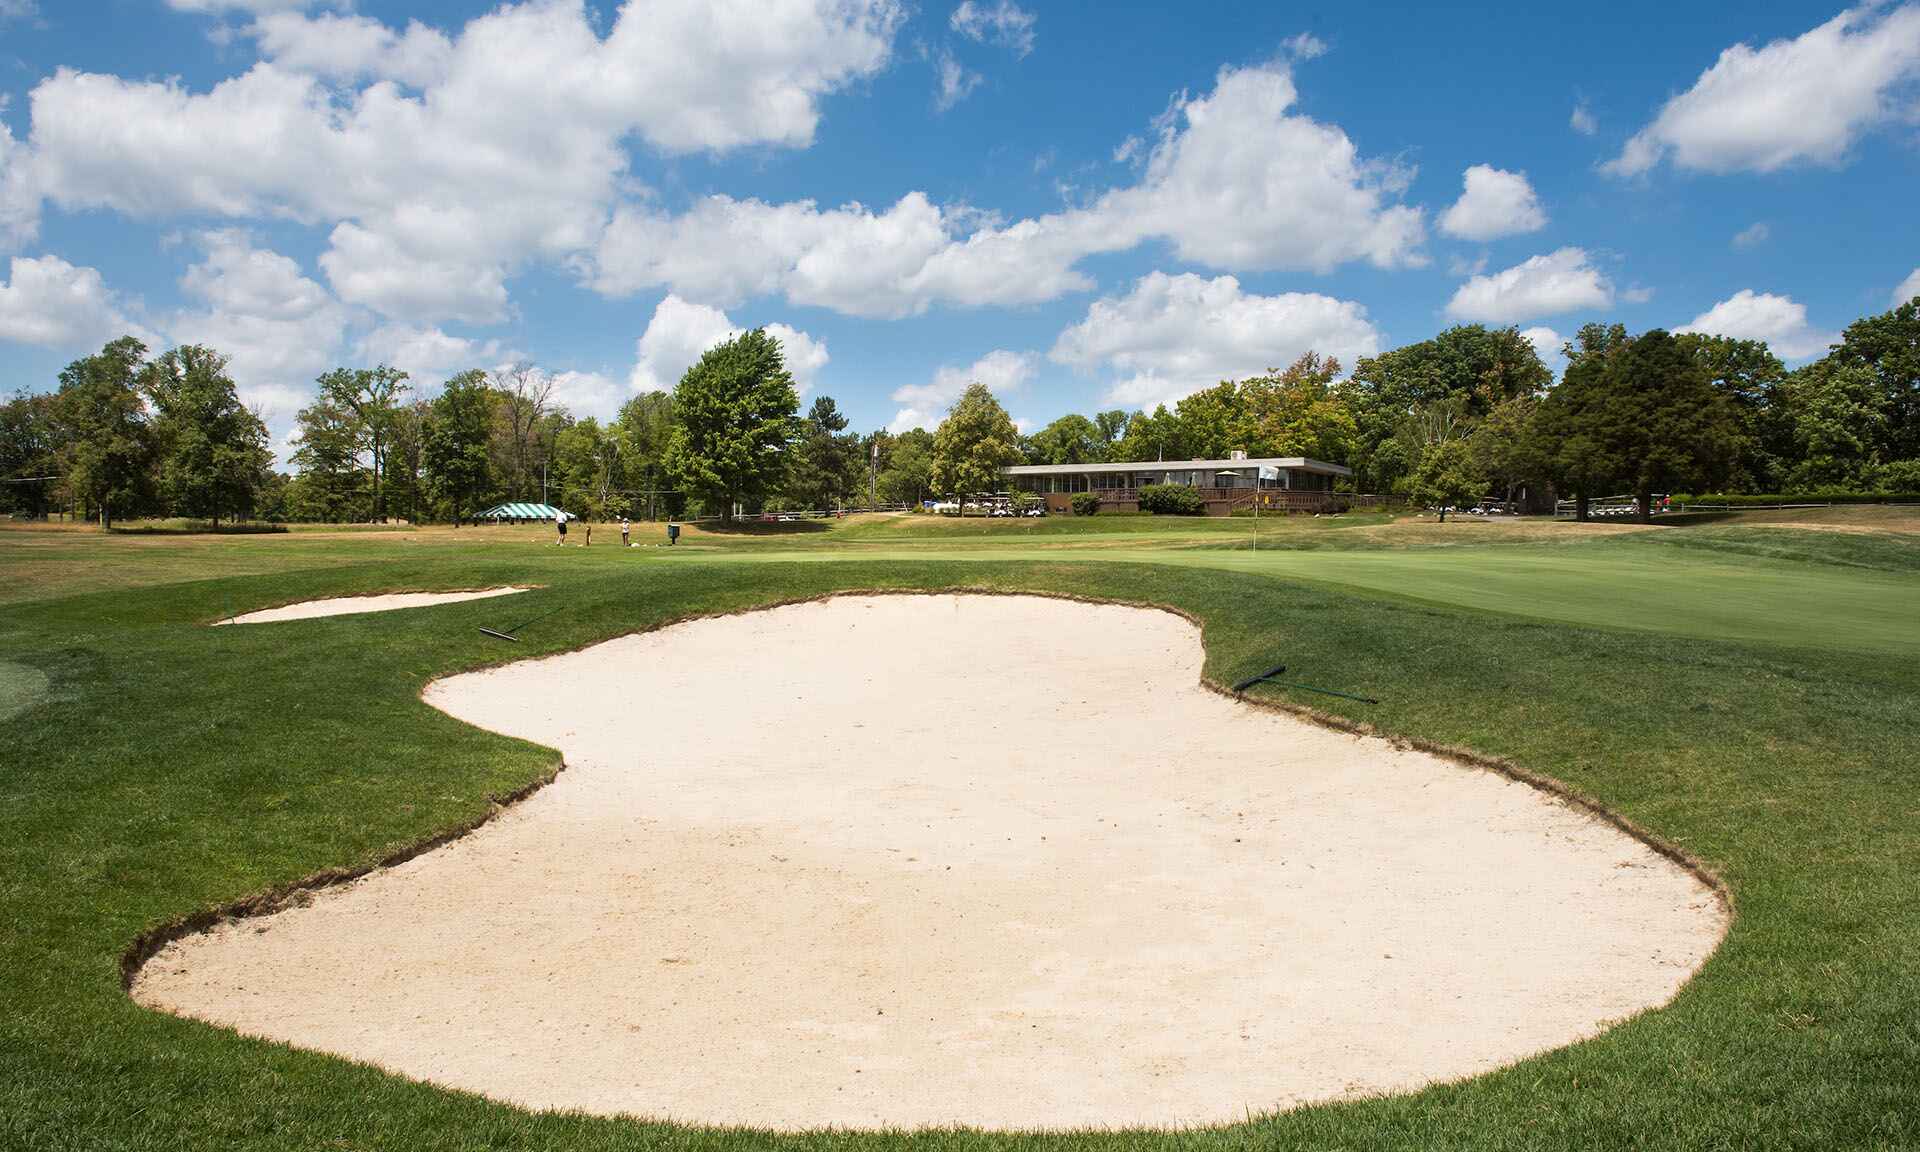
[{"left": 699, "top": 543, "right": 1920, "bottom": 655}]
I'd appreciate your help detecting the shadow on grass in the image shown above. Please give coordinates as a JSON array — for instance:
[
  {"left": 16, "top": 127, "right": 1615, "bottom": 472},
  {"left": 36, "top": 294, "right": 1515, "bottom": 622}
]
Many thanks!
[
  {"left": 106, "top": 522, "right": 290, "bottom": 536},
  {"left": 692, "top": 519, "right": 835, "bottom": 536}
]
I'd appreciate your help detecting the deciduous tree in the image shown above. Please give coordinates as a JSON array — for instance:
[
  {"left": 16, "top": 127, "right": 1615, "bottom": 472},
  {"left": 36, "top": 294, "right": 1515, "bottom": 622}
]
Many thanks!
[
  {"left": 931, "top": 383, "right": 1020, "bottom": 509},
  {"left": 424, "top": 370, "right": 496, "bottom": 526},
  {"left": 663, "top": 329, "right": 800, "bottom": 522},
  {"left": 143, "top": 345, "right": 271, "bottom": 526},
  {"left": 55, "top": 336, "right": 154, "bottom": 529}
]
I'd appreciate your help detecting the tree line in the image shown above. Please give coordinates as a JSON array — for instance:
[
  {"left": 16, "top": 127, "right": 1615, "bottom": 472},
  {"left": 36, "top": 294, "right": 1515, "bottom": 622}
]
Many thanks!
[
  {"left": 1006, "top": 296, "right": 1920, "bottom": 520},
  {"left": 4, "top": 295, "right": 1916, "bottom": 526}
]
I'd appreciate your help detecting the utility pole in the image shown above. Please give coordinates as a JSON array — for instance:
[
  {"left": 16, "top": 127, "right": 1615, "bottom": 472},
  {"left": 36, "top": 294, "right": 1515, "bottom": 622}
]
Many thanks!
[{"left": 869, "top": 435, "right": 879, "bottom": 509}]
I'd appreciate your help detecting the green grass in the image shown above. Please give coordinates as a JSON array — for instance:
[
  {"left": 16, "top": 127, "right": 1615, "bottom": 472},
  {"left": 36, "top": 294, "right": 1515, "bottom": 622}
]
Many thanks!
[{"left": 2, "top": 513, "right": 1918, "bottom": 1149}]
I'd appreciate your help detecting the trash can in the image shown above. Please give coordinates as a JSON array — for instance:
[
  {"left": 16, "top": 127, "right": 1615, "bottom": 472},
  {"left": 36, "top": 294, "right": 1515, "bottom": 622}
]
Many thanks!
[{"left": 666, "top": 522, "right": 680, "bottom": 545}]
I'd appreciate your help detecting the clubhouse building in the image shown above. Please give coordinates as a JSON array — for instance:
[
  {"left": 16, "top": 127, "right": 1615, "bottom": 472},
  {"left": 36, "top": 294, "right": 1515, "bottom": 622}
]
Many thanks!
[{"left": 1001, "top": 453, "right": 1355, "bottom": 515}]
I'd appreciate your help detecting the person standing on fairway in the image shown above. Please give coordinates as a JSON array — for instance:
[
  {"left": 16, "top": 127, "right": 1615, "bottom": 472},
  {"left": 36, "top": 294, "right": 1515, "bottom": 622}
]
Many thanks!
[
  {"left": 555, "top": 506, "right": 567, "bottom": 545},
  {"left": 620, "top": 516, "right": 630, "bottom": 547}
]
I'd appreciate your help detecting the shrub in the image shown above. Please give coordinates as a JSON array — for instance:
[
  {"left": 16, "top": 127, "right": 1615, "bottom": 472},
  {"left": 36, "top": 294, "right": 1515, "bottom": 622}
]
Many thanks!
[
  {"left": 1138, "top": 483, "right": 1206, "bottom": 515},
  {"left": 1070, "top": 492, "right": 1101, "bottom": 516},
  {"left": 1672, "top": 490, "right": 1920, "bottom": 506}
]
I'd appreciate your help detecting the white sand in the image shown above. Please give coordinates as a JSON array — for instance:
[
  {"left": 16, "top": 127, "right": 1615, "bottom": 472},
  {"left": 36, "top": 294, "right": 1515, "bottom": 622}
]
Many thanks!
[
  {"left": 214, "top": 587, "right": 528, "bottom": 625},
  {"left": 137, "top": 594, "right": 1726, "bottom": 1131}
]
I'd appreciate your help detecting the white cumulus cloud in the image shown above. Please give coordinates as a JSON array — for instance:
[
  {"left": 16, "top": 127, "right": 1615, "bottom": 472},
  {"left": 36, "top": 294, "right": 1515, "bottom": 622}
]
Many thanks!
[
  {"left": 168, "top": 230, "right": 350, "bottom": 422},
  {"left": 13, "top": 0, "right": 903, "bottom": 331},
  {"left": 889, "top": 348, "right": 1036, "bottom": 432},
  {"left": 1438, "top": 165, "right": 1547, "bottom": 241},
  {"left": 1445, "top": 247, "right": 1614, "bottom": 324},
  {"left": 627, "top": 294, "right": 827, "bottom": 398},
  {"left": 1676, "top": 289, "right": 1836, "bottom": 360},
  {"left": 1520, "top": 326, "right": 1565, "bottom": 372},
  {"left": 1050, "top": 271, "right": 1381, "bottom": 411},
  {"left": 590, "top": 61, "right": 1424, "bottom": 319},
  {"left": 1606, "top": 5, "right": 1920, "bottom": 177},
  {"left": 355, "top": 324, "right": 509, "bottom": 389},
  {"left": 1894, "top": 267, "right": 1920, "bottom": 306},
  {"left": 0, "top": 254, "right": 152, "bottom": 349}
]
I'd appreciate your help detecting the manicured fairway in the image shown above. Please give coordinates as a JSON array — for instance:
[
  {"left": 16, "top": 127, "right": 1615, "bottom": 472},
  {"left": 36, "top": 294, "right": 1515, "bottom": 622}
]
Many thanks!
[
  {"left": 2, "top": 513, "right": 1917, "bottom": 1150},
  {"left": 710, "top": 532, "right": 1920, "bottom": 654}
]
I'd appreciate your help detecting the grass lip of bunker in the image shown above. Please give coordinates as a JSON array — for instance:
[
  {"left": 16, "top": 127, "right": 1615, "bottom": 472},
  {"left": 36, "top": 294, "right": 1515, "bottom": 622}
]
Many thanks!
[
  {"left": 132, "top": 593, "right": 1729, "bottom": 1132},
  {"left": 212, "top": 586, "right": 532, "bottom": 625}
]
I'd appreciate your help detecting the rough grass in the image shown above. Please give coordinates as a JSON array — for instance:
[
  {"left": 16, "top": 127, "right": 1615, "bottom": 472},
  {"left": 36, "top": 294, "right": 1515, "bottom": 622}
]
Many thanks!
[{"left": 1, "top": 518, "right": 1917, "bottom": 1149}]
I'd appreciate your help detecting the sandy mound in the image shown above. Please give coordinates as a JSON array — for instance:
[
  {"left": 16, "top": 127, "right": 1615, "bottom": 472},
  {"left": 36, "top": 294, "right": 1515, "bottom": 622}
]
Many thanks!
[
  {"left": 214, "top": 587, "right": 527, "bottom": 625},
  {"left": 137, "top": 594, "right": 1725, "bottom": 1130}
]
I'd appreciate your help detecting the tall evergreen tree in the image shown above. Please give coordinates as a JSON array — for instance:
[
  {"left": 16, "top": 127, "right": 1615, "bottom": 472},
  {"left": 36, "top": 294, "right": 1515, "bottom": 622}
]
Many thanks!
[{"left": 788, "top": 395, "right": 860, "bottom": 509}]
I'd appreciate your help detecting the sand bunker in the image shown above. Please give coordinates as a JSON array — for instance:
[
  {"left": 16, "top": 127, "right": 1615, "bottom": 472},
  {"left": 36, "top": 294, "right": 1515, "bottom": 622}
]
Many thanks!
[
  {"left": 214, "top": 587, "right": 527, "bottom": 625},
  {"left": 136, "top": 594, "right": 1725, "bottom": 1130}
]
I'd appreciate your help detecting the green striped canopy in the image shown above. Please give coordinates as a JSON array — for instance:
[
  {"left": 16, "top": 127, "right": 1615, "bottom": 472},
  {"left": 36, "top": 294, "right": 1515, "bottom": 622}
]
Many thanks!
[{"left": 479, "top": 502, "right": 572, "bottom": 521}]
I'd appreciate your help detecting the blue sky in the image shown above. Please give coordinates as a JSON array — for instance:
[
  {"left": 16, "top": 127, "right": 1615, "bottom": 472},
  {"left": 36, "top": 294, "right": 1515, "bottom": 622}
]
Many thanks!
[{"left": 2, "top": 1, "right": 1918, "bottom": 461}]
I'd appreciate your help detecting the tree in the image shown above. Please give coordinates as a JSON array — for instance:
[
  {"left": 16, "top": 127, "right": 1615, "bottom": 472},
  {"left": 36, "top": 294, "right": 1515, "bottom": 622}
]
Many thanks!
[
  {"left": 788, "top": 395, "right": 860, "bottom": 509},
  {"left": 1406, "top": 438, "right": 1488, "bottom": 521},
  {"left": 931, "top": 384, "right": 1021, "bottom": 510},
  {"left": 615, "top": 390, "right": 676, "bottom": 518},
  {"left": 877, "top": 426, "right": 935, "bottom": 505},
  {"left": 424, "top": 370, "right": 496, "bottom": 526},
  {"left": 1242, "top": 352, "right": 1358, "bottom": 463},
  {"left": 1676, "top": 333, "right": 1787, "bottom": 490},
  {"left": 1534, "top": 328, "right": 1739, "bottom": 522},
  {"left": 551, "top": 417, "right": 624, "bottom": 518},
  {"left": 1025, "top": 414, "right": 1104, "bottom": 465},
  {"left": 1825, "top": 296, "right": 1919, "bottom": 463},
  {"left": 1469, "top": 395, "right": 1547, "bottom": 507},
  {"left": 143, "top": 345, "right": 272, "bottom": 525},
  {"left": 1344, "top": 325, "right": 1551, "bottom": 491},
  {"left": 662, "top": 329, "right": 800, "bottom": 522},
  {"left": 1778, "top": 360, "right": 1884, "bottom": 489},
  {"left": 1093, "top": 409, "right": 1130, "bottom": 453},
  {"left": 55, "top": 336, "right": 155, "bottom": 529},
  {"left": 490, "top": 364, "right": 554, "bottom": 500},
  {"left": 1172, "top": 382, "right": 1253, "bottom": 459},
  {"left": 1113, "top": 404, "right": 1187, "bottom": 463},
  {"left": 0, "top": 389, "right": 63, "bottom": 519},
  {"left": 384, "top": 399, "right": 432, "bottom": 523},
  {"left": 1531, "top": 324, "right": 1630, "bottom": 520},
  {"left": 288, "top": 396, "right": 368, "bottom": 522},
  {"left": 316, "top": 365, "right": 409, "bottom": 522}
]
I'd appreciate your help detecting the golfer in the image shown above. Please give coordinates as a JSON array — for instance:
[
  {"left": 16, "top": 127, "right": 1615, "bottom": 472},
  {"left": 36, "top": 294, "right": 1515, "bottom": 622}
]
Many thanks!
[
  {"left": 555, "top": 507, "right": 567, "bottom": 545},
  {"left": 620, "top": 517, "right": 630, "bottom": 547}
]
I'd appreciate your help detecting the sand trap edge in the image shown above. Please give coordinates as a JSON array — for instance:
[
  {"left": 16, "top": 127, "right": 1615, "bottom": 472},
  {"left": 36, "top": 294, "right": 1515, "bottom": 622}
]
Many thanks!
[
  {"left": 210, "top": 586, "right": 537, "bottom": 626},
  {"left": 124, "top": 586, "right": 1735, "bottom": 1120}
]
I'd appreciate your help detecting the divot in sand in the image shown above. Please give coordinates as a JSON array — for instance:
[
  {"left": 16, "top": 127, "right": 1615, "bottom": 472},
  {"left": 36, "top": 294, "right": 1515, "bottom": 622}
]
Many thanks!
[
  {"left": 137, "top": 594, "right": 1727, "bottom": 1130},
  {"left": 214, "top": 586, "right": 528, "bottom": 625}
]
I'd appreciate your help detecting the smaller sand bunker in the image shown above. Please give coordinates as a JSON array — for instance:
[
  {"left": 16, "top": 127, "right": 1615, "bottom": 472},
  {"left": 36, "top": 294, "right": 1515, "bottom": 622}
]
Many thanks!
[
  {"left": 140, "top": 595, "right": 1726, "bottom": 1130},
  {"left": 214, "top": 587, "right": 527, "bottom": 625}
]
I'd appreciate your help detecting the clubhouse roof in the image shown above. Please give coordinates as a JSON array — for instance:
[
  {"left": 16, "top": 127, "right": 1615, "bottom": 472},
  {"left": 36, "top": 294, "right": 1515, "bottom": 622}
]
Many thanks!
[{"left": 1002, "top": 456, "right": 1352, "bottom": 494}]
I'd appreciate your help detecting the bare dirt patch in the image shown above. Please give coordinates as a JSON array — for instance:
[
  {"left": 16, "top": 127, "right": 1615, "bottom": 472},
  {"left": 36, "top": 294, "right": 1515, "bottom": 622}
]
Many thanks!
[
  {"left": 213, "top": 587, "right": 528, "bottom": 625},
  {"left": 136, "top": 595, "right": 1726, "bottom": 1130}
]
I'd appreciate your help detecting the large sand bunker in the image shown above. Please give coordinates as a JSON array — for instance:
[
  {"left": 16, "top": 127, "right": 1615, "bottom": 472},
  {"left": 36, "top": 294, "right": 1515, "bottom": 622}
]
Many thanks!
[
  {"left": 136, "top": 594, "right": 1726, "bottom": 1130},
  {"left": 214, "top": 587, "right": 527, "bottom": 625}
]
